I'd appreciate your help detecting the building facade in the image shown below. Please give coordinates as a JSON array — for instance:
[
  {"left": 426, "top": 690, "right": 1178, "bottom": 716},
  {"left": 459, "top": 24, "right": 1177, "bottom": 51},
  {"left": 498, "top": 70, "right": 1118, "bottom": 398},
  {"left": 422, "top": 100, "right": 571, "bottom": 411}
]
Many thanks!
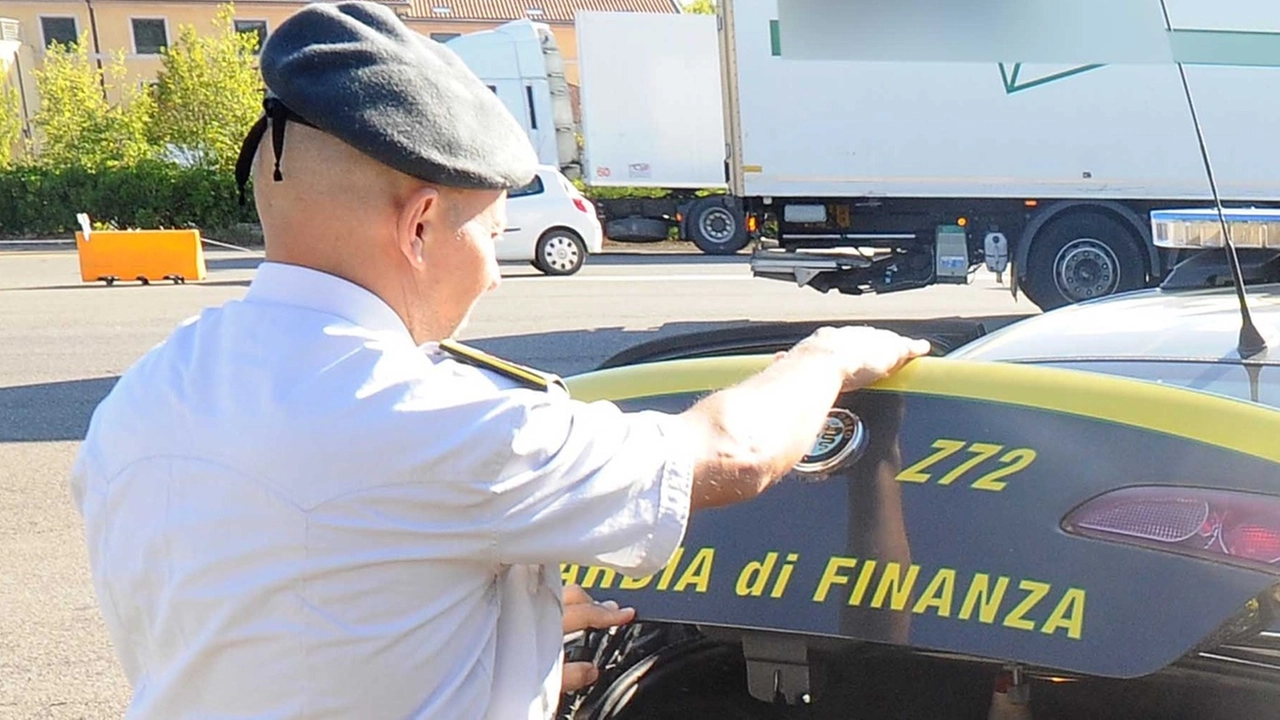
[{"left": 1, "top": 0, "right": 682, "bottom": 159}]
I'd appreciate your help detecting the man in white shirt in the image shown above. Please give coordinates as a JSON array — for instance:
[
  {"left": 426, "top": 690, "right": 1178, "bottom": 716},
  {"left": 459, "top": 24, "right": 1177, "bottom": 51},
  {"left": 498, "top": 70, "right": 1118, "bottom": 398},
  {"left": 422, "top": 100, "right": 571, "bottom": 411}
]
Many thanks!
[{"left": 69, "top": 3, "right": 931, "bottom": 719}]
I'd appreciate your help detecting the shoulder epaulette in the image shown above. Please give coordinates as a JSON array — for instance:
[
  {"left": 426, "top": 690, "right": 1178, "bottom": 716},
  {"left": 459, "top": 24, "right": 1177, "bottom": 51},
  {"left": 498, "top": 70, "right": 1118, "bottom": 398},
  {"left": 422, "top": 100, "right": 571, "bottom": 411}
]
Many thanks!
[{"left": 438, "top": 339, "right": 568, "bottom": 393}]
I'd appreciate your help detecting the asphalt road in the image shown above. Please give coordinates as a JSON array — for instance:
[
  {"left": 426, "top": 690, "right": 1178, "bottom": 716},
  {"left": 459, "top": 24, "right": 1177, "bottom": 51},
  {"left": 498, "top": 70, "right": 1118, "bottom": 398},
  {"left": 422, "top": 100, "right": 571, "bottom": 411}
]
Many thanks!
[{"left": 0, "top": 247, "right": 1034, "bottom": 718}]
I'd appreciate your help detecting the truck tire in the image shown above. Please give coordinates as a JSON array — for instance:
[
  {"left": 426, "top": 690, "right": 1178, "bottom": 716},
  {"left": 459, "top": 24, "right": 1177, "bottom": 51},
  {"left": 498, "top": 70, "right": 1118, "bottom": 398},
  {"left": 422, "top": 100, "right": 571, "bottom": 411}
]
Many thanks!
[
  {"left": 1021, "top": 211, "right": 1147, "bottom": 311},
  {"left": 686, "top": 197, "right": 749, "bottom": 255}
]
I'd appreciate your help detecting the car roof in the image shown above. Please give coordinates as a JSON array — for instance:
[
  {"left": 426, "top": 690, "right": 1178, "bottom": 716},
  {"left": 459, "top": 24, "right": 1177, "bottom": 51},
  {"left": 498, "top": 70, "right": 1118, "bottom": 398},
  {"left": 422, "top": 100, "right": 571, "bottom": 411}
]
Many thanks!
[{"left": 949, "top": 283, "right": 1280, "bottom": 365}]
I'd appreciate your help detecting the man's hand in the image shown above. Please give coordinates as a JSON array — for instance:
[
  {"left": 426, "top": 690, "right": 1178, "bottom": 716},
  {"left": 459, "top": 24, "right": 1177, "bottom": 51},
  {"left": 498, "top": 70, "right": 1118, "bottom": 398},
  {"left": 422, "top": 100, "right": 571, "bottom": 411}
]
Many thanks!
[
  {"left": 680, "top": 325, "right": 931, "bottom": 511},
  {"left": 782, "top": 325, "right": 933, "bottom": 392},
  {"left": 561, "top": 584, "right": 636, "bottom": 693}
]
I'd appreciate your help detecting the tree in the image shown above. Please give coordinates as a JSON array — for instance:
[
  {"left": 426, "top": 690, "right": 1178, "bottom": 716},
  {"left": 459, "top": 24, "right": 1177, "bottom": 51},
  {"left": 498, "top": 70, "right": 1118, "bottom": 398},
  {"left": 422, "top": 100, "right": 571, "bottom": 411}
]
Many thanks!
[
  {"left": 683, "top": 0, "right": 716, "bottom": 14},
  {"left": 149, "top": 3, "right": 264, "bottom": 170},
  {"left": 0, "top": 79, "right": 23, "bottom": 167},
  {"left": 30, "top": 36, "right": 156, "bottom": 169}
]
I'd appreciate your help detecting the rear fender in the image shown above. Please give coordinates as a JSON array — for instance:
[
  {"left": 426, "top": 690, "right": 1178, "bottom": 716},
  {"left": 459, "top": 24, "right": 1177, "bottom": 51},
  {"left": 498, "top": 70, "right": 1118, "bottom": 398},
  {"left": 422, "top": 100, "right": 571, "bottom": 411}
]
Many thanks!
[{"left": 563, "top": 356, "right": 1280, "bottom": 680}]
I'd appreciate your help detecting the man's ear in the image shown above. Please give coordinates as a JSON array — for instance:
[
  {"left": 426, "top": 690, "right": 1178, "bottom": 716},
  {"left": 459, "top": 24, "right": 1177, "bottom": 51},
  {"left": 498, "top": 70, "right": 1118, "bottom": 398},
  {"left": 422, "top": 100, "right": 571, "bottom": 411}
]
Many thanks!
[{"left": 397, "top": 184, "right": 442, "bottom": 268}]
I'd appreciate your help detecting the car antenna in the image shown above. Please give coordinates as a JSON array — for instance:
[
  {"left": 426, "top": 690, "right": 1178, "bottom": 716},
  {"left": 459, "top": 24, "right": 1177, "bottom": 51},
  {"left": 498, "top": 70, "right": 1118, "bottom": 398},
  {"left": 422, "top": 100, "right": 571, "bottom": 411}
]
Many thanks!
[{"left": 1158, "top": 0, "right": 1267, "bottom": 359}]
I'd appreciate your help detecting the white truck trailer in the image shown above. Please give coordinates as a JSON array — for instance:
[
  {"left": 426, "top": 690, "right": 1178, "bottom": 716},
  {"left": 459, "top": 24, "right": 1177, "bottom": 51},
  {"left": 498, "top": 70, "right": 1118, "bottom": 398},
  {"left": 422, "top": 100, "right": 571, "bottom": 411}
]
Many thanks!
[{"left": 455, "top": 1, "right": 1280, "bottom": 310}]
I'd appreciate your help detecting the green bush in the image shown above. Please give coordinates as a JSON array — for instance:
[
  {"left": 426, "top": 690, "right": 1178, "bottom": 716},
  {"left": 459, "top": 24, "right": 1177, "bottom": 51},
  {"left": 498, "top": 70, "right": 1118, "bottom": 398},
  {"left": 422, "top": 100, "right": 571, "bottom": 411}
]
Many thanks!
[
  {"left": 32, "top": 36, "right": 157, "bottom": 171},
  {"left": 4, "top": 0, "right": 715, "bottom": 239},
  {"left": 0, "top": 81, "right": 24, "bottom": 168},
  {"left": 149, "top": 4, "right": 265, "bottom": 171},
  {"left": 570, "top": 177, "right": 724, "bottom": 201},
  {"left": 0, "top": 2, "right": 267, "bottom": 238},
  {"left": 0, "top": 161, "right": 255, "bottom": 238}
]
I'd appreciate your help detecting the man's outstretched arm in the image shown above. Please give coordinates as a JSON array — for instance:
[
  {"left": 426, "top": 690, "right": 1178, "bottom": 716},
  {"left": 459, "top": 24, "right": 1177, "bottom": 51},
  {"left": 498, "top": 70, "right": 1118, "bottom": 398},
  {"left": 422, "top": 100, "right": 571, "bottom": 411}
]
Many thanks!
[{"left": 675, "top": 326, "right": 930, "bottom": 510}]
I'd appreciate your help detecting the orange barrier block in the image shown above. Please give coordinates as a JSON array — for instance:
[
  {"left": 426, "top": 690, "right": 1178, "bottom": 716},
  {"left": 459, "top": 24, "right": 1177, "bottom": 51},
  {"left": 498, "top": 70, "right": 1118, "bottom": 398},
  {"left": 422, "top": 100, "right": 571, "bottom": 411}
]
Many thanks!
[{"left": 75, "top": 229, "right": 208, "bottom": 285}]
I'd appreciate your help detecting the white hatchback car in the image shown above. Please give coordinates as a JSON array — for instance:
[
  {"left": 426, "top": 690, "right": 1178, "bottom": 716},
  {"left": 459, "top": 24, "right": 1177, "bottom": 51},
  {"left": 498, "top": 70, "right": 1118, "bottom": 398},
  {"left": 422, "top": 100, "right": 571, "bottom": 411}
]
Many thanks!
[{"left": 499, "top": 165, "right": 604, "bottom": 275}]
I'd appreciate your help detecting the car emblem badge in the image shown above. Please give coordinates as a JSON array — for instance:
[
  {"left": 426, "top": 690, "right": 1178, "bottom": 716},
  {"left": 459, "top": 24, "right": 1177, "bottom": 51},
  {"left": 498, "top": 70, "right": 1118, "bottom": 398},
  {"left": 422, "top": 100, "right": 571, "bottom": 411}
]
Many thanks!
[{"left": 794, "top": 408, "right": 867, "bottom": 476}]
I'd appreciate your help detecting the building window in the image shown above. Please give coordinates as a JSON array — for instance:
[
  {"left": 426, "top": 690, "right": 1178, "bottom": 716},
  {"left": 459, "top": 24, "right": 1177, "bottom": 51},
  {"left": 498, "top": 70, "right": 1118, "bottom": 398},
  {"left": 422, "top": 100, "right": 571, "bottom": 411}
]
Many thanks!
[
  {"left": 40, "top": 16, "right": 79, "bottom": 49},
  {"left": 430, "top": 32, "right": 460, "bottom": 43},
  {"left": 234, "top": 20, "right": 267, "bottom": 53},
  {"left": 131, "top": 18, "right": 168, "bottom": 55}
]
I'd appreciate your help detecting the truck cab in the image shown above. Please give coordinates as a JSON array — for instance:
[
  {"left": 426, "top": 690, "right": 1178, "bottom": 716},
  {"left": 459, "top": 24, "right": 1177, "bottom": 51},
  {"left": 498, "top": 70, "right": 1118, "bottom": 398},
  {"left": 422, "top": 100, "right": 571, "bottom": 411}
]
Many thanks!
[{"left": 444, "top": 20, "right": 581, "bottom": 176}]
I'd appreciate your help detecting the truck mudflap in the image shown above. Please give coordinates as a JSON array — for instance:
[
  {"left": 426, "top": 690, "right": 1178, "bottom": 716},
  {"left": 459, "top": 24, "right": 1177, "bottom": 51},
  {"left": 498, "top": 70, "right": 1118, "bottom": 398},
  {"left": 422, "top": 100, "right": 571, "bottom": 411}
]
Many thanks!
[
  {"left": 749, "top": 248, "right": 873, "bottom": 288},
  {"left": 562, "top": 356, "right": 1280, "bottom": 681},
  {"left": 748, "top": 244, "right": 944, "bottom": 295}
]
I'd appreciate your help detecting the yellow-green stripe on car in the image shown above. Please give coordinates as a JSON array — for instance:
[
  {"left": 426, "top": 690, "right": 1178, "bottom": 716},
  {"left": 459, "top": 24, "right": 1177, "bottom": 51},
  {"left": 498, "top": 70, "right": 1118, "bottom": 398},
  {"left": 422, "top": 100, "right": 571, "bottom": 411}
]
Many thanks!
[{"left": 565, "top": 356, "right": 1280, "bottom": 465}]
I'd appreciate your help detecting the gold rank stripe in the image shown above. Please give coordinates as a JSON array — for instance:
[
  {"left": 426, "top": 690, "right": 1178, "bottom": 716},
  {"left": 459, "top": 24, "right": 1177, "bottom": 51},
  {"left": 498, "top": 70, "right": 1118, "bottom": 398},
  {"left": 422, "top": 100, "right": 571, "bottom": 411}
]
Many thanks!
[
  {"left": 563, "top": 355, "right": 1280, "bottom": 465},
  {"left": 439, "top": 339, "right": 566, "bottom": 392}
]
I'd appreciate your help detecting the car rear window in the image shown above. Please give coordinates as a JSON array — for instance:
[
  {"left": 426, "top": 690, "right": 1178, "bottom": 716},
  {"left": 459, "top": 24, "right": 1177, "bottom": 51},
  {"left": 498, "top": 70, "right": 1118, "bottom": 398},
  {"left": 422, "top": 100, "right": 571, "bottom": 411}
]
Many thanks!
[{"left": 510, "top": 175, "right": 544, "bottom": 198}]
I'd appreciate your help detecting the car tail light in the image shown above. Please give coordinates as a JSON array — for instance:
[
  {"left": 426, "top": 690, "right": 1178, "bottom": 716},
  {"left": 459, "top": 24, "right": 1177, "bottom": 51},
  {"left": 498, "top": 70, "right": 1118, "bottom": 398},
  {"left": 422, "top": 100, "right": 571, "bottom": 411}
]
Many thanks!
[
  {"left": 572, "top": 197, "right": 590, "bottom": 214},
  {"left": 1063, "top": 487, "right": 1280, "bottom": 571}
]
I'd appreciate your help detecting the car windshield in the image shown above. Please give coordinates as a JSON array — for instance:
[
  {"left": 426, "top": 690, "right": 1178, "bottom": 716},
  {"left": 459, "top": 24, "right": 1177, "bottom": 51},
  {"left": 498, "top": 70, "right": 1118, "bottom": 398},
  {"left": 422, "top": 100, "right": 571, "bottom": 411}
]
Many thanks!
[{"left": 1027, "top": 359, "right": 1280, "bottom": 411}]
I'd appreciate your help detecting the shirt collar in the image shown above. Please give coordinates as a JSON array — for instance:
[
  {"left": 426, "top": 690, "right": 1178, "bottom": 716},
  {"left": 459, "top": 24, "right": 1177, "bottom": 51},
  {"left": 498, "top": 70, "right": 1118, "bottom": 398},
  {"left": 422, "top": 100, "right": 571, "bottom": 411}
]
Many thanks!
[{"left": 243, "top": 261, "right": 414, "bottom": 341}]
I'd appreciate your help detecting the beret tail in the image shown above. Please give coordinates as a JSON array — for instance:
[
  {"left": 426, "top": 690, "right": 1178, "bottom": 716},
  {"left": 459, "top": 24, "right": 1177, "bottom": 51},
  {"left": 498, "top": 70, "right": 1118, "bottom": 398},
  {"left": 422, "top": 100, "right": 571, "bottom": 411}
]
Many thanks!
[
  {"left": 234, "top": 113, "right": 269, "bottom": 207},
  {"left": 268, "top": 99, "right": 289, "bottom": 182}
]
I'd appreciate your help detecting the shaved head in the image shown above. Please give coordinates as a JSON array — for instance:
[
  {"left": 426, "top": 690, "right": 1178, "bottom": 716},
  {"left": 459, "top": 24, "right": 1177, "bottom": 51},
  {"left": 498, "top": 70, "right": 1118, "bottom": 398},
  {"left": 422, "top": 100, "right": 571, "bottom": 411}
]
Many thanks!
[
  {"left": 230, "top": 1, "right": 541, "bottom": 344},
  {"left": 251, "top": 124, "right": 509, "bottom": 344},
  {"left": 253, "top": 122, "right": 420, "bottom": 229}
]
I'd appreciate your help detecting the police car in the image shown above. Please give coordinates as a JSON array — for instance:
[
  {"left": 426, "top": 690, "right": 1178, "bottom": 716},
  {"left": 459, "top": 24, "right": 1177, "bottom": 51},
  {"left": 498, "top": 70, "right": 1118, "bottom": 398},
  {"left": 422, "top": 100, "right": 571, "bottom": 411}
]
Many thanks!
[{"left": 554, "top": 213, "right": 1280, "bottom": 720}]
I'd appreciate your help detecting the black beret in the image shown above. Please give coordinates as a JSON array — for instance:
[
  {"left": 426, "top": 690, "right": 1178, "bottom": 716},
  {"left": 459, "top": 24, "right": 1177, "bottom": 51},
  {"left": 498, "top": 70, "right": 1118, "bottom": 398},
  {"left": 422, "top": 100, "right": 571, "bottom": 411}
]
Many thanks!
[{"left": 234, "top": 0, "right": 538, "bottom": 202}]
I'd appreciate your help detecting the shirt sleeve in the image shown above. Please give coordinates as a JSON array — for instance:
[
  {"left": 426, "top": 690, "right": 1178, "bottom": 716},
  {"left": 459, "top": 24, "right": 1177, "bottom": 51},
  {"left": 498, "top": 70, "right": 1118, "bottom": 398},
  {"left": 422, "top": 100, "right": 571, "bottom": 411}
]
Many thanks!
[{"left": 479, "top": 386, "right": 696, "bottom": 577}]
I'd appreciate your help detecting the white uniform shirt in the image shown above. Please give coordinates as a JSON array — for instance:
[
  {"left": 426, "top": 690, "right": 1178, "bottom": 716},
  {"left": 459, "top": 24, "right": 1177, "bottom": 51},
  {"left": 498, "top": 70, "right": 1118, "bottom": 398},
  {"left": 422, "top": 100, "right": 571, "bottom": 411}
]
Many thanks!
[{"left": 69, "top": 261, "right": 694, "bottom": 720}]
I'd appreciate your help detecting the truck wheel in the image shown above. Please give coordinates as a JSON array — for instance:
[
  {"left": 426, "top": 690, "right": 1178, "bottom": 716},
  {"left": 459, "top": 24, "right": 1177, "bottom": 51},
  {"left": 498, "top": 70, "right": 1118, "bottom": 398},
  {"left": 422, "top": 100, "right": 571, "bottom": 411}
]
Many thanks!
[
  {"left": 1022, "top": 211, "right": 1147, "bottom": 310},
  {"left": 687, "top": 197, "right": 749, "bottom": 255},
  {"left": 533, "top": 229, "right": 588, "bottom": 276}
]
